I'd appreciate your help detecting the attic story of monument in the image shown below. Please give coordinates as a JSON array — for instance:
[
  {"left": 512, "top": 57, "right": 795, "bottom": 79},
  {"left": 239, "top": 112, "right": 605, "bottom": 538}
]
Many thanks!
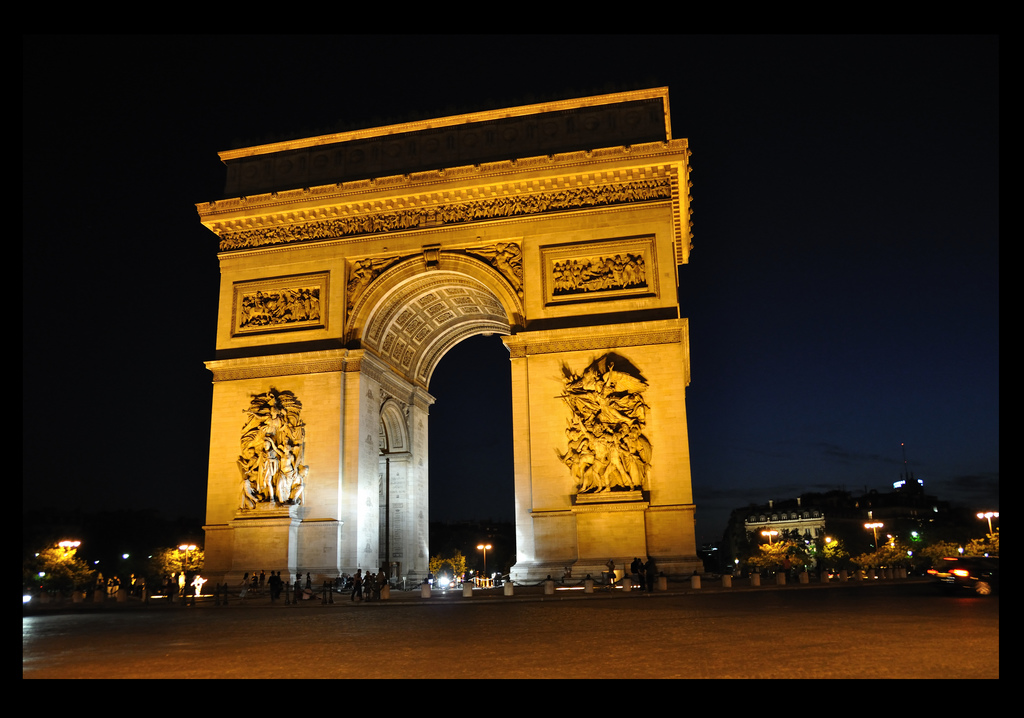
[{"left": 197, "top": 87, "right": 702, "bottom": 584}]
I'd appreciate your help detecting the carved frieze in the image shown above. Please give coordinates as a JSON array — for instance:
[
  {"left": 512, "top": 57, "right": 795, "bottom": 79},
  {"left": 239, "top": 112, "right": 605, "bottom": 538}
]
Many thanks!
[
  {"left": 216, "top": 178, "right": 672, "bottom": 252},
  {"left": 347, "top": 256, "right": 403, "bottom": 313},
  {"left": 542, "top": 236, "right": 656, "bottom": 305},
  {"left": 237, "top": 388, "right": 307, "bottom": 510},
  {"left": 463, "top": 241, "right": 524, "bottom": 298},
  {"left": 232, "top": 272, "right": 327, "bottom": 336},
  {"left": 557, "top": 353, "right": 652, "bottom": 495}
]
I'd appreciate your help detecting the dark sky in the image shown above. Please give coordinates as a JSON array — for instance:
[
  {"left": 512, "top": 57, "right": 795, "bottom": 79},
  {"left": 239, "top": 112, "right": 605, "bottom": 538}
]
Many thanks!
[{"left": 23, "top": 35, "right": 999, "bottom": 545}]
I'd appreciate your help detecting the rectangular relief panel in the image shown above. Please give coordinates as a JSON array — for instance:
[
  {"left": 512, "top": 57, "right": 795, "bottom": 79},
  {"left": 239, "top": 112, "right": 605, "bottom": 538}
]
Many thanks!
[
  {"left": 231, "top": 272, "right": 329, "bottom": 336},
  {"left": 541, "top": 235, "right": 657, "bottom": 306}
]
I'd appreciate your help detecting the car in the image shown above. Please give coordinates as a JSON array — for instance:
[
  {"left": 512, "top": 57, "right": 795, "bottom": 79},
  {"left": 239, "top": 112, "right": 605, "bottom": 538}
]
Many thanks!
[{"left": 928, "top": 556, "right": 999, "bottom": 595}]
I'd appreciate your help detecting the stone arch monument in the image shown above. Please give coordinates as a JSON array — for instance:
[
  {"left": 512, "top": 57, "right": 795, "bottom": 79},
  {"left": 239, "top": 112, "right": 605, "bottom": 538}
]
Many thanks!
[{"left": 198, "top": 88, "right": 702, "bottom": 585}]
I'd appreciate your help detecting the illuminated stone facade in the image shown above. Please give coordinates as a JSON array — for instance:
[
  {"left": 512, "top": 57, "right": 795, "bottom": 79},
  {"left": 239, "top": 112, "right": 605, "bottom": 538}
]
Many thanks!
[{"left": 198, "top": 88, "right": 702, "bottom": 584}]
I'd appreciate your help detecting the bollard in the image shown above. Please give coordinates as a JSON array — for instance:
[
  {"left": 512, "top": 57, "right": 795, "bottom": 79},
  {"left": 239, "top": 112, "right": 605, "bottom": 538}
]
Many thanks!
[
  {"left": 584, "top": 577, "right": 594, "bottom": 594},
  {"left": 379, "top": 584, "right": 389, "bottom": 601},
  {"left": 73, "top": 591, "right": 84, "bottom": 603},
  {"left": 799, "top": 571, "right": 809, "bottom": 584},
  {"left": 420, "top": 582, "right": 431, "bottom": 598},
  {"left": 462, "top": 582, "right": 473, "bottom": 598},
  {"left": 117, "top": 587, "right": 128, "bottom": 603},
  {"left": 838, "top": 569, "right": 848, "bottom": 582},
  {"left": 721, "top": 575, "right": 732, "bottom": 588},
  {"left": 544, "top": 579, "right": 555, "bottom": 595},
  {"left": 622, "top": 577, "right": 632, "bottom": 591},
  {"left": 776, "top": 572, "right": 786, "bottom": 586},
  {"left": 821, "top": 572, "right": 830, "bottom": 584},
  {"left": 503, "top": 581, "right": 514, "bottom": 597},
  {"left": 750, "top": 573, "right": 761, "bottom": 587},
  {"left": 690, "top": 574, "right": 701, "bottom": 589},
  {"left": 657, "top": 575, "right": 667, "bottom": 591}
]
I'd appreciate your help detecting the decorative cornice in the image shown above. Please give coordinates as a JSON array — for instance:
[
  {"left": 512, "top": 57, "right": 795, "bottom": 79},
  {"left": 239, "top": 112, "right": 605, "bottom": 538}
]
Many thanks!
[
  {"left": 204, "top": 349, "right": 351, "bottom": 382},
  {"left": 211, "top": 174, "right": 674, "bottom": 253},
  {"left": 503, "top": 320, "right": 688, "bottom": 359}
]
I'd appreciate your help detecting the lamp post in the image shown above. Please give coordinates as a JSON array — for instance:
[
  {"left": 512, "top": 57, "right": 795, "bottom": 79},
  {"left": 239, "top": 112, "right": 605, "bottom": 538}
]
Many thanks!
[
  {"left": 179, "top": 544, "right": 196, "bottom": 576},
  {"left": 864, "top": 523, "right": 883, "bottom": 551},
  {"left": 976, "top": 511, "right": 998, "bottom": 534},
  {"left": 477, "top": 544, "right": 492, "bottom": 580},
  {"left": 761, "top": 530, "right": 778, "bottom": 545}
]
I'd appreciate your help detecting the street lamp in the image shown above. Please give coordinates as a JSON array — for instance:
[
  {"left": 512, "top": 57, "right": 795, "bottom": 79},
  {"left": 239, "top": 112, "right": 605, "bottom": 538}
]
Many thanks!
[
  {"left": 179, "top": 544, "right": 197, "bottom": 575},
  {"left": 761, "top": 530, "right": 778, "bottom": 545},
  {"left": 976, "top": 511, "right": 999, "bottom": 534},
  {"left": 477, "top": 544, "right": 492, "bottom": 579},
  {"left": 57, "top": 540, "right": 81, "bottom": 559},
  {"left": 864, "top": 523, "right": 883, "bottom": 551}
]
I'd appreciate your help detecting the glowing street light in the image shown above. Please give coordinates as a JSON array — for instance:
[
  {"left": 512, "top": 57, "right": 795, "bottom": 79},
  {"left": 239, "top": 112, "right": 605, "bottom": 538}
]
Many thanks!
[
  {"left": 179, "top": 544, "right": 197, "bottom": 576},
  {"left": 864, "top": 523, "right": 884, "bottom": 551},
  {"left": 976, "top": 511, "right": 999, "bottom": 534},
  {"left": 476, "top": 544, "right": 492, "bottom": 578},
  {"left": 761, "top": 530, "right": 778, "bottom": 545},
  {"left": 57, "top": 540, "right": 81, "bottom": 559}
]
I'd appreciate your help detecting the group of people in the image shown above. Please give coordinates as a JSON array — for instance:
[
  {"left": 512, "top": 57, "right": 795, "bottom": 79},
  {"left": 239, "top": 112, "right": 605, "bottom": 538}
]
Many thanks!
[
  {"left": 235, "top": 569, "right": 391, "bottom": 602},
  {"left": 95, "top": 573, "right": 148, "bottom": 599},
  {"left": 626, "top": 557, "right": 658, "bottom": 592},
  {"left": 347, "top": 568, "right": 390, "bottom": 602},
  {"left": 238, "top": 570, "right": 312, "bottom": 601}
]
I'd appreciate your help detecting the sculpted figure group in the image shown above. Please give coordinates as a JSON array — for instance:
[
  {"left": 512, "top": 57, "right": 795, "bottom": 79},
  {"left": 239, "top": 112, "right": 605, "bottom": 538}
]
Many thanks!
[
  {"left": 237, "top": 388, "right": 308, "bottom": 509},
  {"left": 552, "top": 253, "right": 646, "bottom": 296},
  {"left": 557, "top": 354, "right": 653, "bottom": 494},
  {"left": 239, "top": 287, "right": 321, "bottom": 329}
]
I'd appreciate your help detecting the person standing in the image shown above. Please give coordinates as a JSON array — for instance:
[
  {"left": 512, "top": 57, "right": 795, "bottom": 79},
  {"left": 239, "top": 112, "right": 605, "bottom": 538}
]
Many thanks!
[
  {"left": 644, "top": 557, "right": 656, "bottom": 592},
  {"left": 350, "top": 569, "right": 363, "bottom": 602}
]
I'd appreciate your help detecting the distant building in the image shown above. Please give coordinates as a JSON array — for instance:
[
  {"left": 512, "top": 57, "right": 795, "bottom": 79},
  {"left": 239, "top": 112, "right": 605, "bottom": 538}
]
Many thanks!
[
  {"left": 724, "top": 478, "right": 957, "bottom": 566},
  {"left": 744, "top": 497, "right": 827, "bottom": 546}
]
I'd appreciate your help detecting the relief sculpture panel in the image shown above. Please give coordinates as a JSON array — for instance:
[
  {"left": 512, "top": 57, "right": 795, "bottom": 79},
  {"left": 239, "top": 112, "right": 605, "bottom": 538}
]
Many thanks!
[
  {"left": 557, "top": 353, "right": 652, "bottom": 494},
  {"left": 237, "top": 388, "right": 308, "bottom": 510},
  {"left": 543, "top": 237, "right": 656, "bottom": 305},
  {"left": 233, "top": 273, "right": 327, "bottom": 335}
]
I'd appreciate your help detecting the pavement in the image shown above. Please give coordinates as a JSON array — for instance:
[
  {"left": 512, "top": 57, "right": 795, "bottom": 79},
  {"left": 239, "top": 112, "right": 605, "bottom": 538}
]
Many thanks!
[{"left": 24, "top": 574, "right": 935, "bottom": 614}]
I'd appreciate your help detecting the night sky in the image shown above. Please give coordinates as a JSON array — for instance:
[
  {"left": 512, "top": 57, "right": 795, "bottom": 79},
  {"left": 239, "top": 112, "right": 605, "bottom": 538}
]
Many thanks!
[{"left": 23, "top": 35, "right": 999, "bottom": 545}]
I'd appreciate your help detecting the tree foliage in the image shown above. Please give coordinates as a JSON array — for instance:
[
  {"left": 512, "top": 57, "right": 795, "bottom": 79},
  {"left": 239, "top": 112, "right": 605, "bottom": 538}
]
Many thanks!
[
  {"left": 429, "top": 549, "right": 467, "bottom": 581},
  {"left": 25, "top": 545, "right": 95, "bottom": 594},
  {"left": 746, "top": 539, "right": 808, "bottom": 573},
  {"left": 150, "top": 546, "right": 205, "bottom": 579}
]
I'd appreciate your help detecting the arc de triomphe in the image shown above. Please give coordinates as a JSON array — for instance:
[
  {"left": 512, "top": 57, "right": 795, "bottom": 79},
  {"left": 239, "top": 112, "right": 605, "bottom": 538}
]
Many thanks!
[{"left": 197, "top": 88, "right": 702, "bottom": 585}]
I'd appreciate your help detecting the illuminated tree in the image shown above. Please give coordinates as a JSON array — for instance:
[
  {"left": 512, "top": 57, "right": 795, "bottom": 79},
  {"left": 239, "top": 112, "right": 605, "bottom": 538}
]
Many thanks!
[
  {"left": 150, "top": 546, "right": 205, "bottom": 579},
  {"left": 25, "top": 544, "right": 95, "bottom": 594},
  {"left": 746, "top": 539, "right": 806, "bottom": 574},
  {"left": 820, "top": 537, "right": 851, "bottom": 571},
  {"left": 429, "top": 549, "right": 467, "bottom": 582}
]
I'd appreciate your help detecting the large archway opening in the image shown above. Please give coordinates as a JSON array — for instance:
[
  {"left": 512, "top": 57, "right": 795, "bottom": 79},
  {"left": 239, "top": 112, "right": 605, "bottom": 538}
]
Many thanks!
[
  {"left": 357, "top": 261, "right": 519, "bottom": 581},
  {"left": 426, "top": 333, "right": 514, "bottom": 524}
]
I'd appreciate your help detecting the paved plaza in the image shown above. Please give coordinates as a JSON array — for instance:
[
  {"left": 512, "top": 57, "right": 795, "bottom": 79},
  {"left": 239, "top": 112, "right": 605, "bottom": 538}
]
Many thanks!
[{"left": 24, "top": 577, "right": 999, "bottom": 679}]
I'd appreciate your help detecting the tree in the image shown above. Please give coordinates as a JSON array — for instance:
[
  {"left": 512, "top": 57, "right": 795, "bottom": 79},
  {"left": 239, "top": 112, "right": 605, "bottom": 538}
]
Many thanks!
[
  {"left": 429, "top": 549, "right": 467, "bottom": 583},
  {"left": 746, "top": 539, "right": 806, "bottom": 574},
  {"left": 150, "top": 546, "right": 205, "bottom": 581},
  {"left": 851, "top": 537, "right": 911, "bottom": 570},
  {"left": 25, "top": 544, "right": 95, "bottom": 595},
  {"left": 820, "top": 537, "right": 851, "bottom": 571}
]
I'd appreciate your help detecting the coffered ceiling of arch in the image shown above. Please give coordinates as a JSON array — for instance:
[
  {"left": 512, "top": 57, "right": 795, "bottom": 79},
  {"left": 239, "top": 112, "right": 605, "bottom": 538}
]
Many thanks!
[{"left": 363, "top": 273, "right": 510, "bottom": 388}]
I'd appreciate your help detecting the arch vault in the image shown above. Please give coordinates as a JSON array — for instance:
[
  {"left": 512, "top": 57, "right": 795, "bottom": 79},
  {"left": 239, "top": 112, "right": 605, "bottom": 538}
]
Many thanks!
[{"left": 198, "top": 88, "right": 702, "bottom": 584}]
